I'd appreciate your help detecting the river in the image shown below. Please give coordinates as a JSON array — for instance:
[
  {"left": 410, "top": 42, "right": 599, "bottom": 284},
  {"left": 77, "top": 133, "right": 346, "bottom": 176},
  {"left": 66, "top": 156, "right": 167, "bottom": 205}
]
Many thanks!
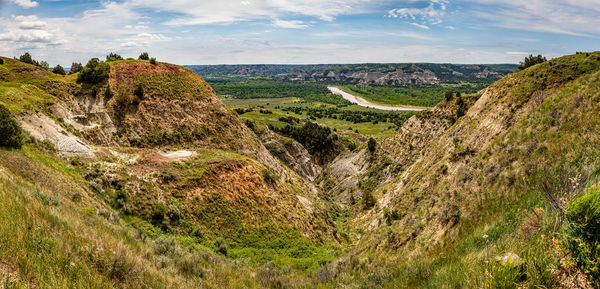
[{"left": 327, "top": 86, "right": 426, "bottom": 111}]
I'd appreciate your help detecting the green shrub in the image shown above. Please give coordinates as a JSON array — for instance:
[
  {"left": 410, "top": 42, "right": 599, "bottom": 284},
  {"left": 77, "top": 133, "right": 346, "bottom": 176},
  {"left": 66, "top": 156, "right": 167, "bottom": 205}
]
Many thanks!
[
  {"left": 456, "top": 96, "right": 467, "bottom": 118},
  {"left": 18, "top": 52, "right": 37, "bottom": 65},
  {"left": 104, "top": 85, "right": 114, "bottom": 98},
  {"left": 363, "top": 190, "right": 376, "bottom": 210},
  {"left": 70, "top": 62, "right": 83, "bottom": 74},
  {"left": 445, "top": 91, "right": 453, "bottom": 101},
  {"left": 563, "top": 187, "right": 600, "bottom": 285},
  {"left": 368, "top": 137, "right": 376, "bottom": 152},
  {"left": 262, "top": 168, "right": 279, "bottom": 184},
  {"left": 0, "top": 58, "right": 4, "bottom": 65},
  {"left": 518, "top": 54, "right": 547, "bottom": 71},
  {"left": 106, "top": 52, "right": 123, "bottom": 62},
  {"left": 133, "top": 83, "right": 144, "bottom": 104},
  {"left": 149, "top": 58, "right": 157, "bottom": 65},
  {"left": 52, "top": 64, "right": 66, "bottom": 75},
  {"left": 215, "top": 237, "right": 228, "bottom": 256},
  {"left": 77, "top": 58, "right": 110, "bottom": 84},
  {"left": 151, "top": 203, "right": 166, "bottom": 226},
  {"left": 0, "top": 104, "right": 24, "bottom": 148},
  {"left": 139, "top": 52, "right": 149, "bottom": 60}
]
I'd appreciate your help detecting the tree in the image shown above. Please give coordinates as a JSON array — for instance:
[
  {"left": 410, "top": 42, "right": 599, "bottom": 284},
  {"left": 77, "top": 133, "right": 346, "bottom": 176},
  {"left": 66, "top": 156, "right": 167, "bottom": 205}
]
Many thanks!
[
  {"left": 445, "top": 91, "right": 453, "bottom": 101},
  {"left": 138, "top": 52, "right": 149, "bottom": 60},
  {"left": 77, "top": 58, "right": 110, "bottom": 84},
  {"left": 52, "top": 64, "right": 66, "bottom": 75},
  {"left": 39, "top": 61, "right": 50, "bottom": 71},
  {"left": 70, "top": 62, "right": 83, "bottom": 74},
  {"left": 106, "top": 52, "right": 123, "bottom": 62},
  {"left": 367, "top": 137, "right": 376, "bottom": 152},
  {"left": 18, "top": 52, "right": 36, "bottom": 65},
  {"left": 518, "top": 54, "right": 547, "bottom": 70},
  {"left": 0, "top": 104, "right": 24, "bottom": 148}
]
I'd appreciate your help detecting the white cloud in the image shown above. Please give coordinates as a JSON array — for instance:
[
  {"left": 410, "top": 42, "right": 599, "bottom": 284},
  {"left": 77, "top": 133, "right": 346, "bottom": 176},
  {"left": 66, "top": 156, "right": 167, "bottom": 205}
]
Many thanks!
[
  {"left": 272, "top": 18, "right": 309, "bottom": 29},
  {"left": 467, "top": 0, "right": 600, "bottom": 36},
  {"left": 388, "top": 0, "right": 448, "bottom": 27},
  {"left": 126, "top": 0, "right": 380, "bottom": 26},
  {"left": 12, "top": 0, "right": 38, "bottom": 9},
  {"left": 410, "top": 22, "right": 430, "bottom": 30}
]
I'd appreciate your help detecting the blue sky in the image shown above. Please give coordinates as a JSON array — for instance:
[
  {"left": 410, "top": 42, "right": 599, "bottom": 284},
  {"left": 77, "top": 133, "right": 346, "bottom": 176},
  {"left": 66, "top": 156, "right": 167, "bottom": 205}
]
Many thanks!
[{"left": 0, "top": 0, "right": 598, "bottom": 66}]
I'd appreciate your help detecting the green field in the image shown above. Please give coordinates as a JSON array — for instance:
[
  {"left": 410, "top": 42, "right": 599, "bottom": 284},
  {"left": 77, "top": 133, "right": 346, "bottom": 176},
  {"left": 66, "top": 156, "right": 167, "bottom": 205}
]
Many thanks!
[
  {"left": 221, "top": 97, "right": 411, "bottom": 135},
  {"left": 337, "top": 82, "right": 487, "bottom": 107}
]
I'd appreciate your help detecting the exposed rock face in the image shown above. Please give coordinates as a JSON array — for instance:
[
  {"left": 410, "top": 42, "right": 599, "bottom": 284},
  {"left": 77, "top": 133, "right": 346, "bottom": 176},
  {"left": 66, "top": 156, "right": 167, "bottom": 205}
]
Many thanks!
[
  {"left": 17, "top": 112, "right": 90, "bottom": 154},
  {"left": 288, "top": 70, "right": 440, "bottom": 86},
  {"left": 257, "top": 127, "right": 322, "bottom": 181}
]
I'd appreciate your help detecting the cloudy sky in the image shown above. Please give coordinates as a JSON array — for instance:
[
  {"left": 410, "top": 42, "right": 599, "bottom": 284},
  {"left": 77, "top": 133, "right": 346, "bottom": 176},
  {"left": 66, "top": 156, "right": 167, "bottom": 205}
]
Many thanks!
[{"left": 0, "top": 0, "right": 598, "bottom": 66}]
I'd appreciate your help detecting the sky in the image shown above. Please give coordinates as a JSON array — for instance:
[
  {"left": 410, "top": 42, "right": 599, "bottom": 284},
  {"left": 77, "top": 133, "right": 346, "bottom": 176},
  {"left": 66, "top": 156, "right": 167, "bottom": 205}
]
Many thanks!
[{"left": 0, "top": 0, "right": 599, "bottom": 66}]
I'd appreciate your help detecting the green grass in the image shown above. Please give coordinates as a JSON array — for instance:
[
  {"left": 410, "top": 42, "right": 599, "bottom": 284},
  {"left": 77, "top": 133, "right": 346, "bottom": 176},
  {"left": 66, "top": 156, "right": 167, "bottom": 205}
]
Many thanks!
[
  {"left": 337, "top": 83, "right": 486, "bottom": 107},
  {"left": 222, "top": 97, "right": 404, "bottom": 135}
]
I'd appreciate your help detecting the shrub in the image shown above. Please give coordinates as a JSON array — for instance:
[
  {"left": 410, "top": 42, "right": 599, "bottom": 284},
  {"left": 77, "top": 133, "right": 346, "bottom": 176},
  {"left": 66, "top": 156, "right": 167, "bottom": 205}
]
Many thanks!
[
  {"left": 152, "top": 236, "right": 178, "bottom": 256},
  {"left": 18, "top": 52, "right": 37, "bottom": 65},
  {"left": 518, "top": 54, "right": 547, "bottom": 71},
  {"left": 70, "top": 62, "right": 83, "bottom": 74},
  {"left": 215, "top": 237, "right": 228, "bottom": 256},
  {"left": 367, "top": 137, "right": 376, "bottom": 152},
  {"left": 563, "top": 187, "right": 600, "bottom": 286},
  {"left": 0, "top": 104, "right": 24, "bottom": 148},
  {"left": 104, "top": 85, "right": 114, "bottom": 99},
  {"left": 0, "top": 58, "right": 4, "bottom": 65},
  {"left": 77, "top": 58, "right": 110, "bottom": 84},
  {"left": 133, "top": 83, "right": 144, "bottom": 104},
  {"left": 445, "top": 91, "right": 453, "bottom": 101},
  {"left": 139, "top": 52, "right": 149, "bottom": 60},
  {"left": 52, "top": 64, "right": 66, "bottom": 75},
  {"left": 39, "top": 61, "right": 50, "bottom": 71},
  {"left": 149, "top": 58, "right": 157, "bottom": 65},
  {"left": 106, "top": 52, "right": 123, "bottom": 62},
  {"left": 262, "top": 168, "right": 279, "bottom": 184},
  {"left": 363, "top": 190, "right": 376, "bottom": 210},
  {"left": 151, "top": 203, "right": 166, "bottom": 226},
  {"left": 456, "top": 96, "right": 467, "bottom": 118}
]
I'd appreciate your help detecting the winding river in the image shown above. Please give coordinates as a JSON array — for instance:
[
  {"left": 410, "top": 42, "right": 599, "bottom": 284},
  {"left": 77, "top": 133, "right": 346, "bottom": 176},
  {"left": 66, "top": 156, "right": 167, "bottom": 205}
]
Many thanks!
[{"left": 327, "top": 86, "right": 426, "bottom": 111}]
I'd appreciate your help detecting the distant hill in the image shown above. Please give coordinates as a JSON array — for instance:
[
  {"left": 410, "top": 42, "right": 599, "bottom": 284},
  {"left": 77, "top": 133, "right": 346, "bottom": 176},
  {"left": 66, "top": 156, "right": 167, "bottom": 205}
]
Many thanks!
[{"left": 185, "top": 63, "right": 517, "bottom": 86}]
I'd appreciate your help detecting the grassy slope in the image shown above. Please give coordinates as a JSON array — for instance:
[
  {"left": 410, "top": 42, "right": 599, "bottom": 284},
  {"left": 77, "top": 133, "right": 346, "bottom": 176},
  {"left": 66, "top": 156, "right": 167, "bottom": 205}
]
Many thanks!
[{"left": 343, "top": 52, "right": 600, "bottom": 288}]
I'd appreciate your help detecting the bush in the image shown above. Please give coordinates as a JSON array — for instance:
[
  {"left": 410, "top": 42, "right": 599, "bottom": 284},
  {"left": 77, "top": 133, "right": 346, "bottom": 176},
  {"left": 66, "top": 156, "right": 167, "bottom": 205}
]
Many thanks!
[
  {"left": 139, "top": 52, "right": 149, "bottom": 60},
  {"left": 262, "top": 168, "right": 279, "bottom": 184},
  {"left": 215, "top": 237, "right": 228, "bottom": 256},
  {"left": 52, "top": 64, "right": 66, "bottom": 75},
  {"left": 151, "top": 203, "right": 166, "bottom": 226},
  {"left": 133, "top": 83, "right": 144, "bottom": 104},
  {"left": 39, "top": 61, "right": 50, "bottom": 71},
  {"left": 445, "top": 91, "right": 453, "bottom": 101},
  {"left": 368, "top": 137, "right": 376, "bottom": 152},
  {"left": 518, "top": 54, "right": 547, "bottom": 71},
  {"left": 363, "top": 190, "right": 376, "bottom": 210},
  {"left": 456, "top": 96, "right": 467, "bottom": 118},
  {"left": 18, "top": 52, "right": 37, "bottom": 65},
  {"left": 70, "top": 62, "right": 83, "bottom": 74},
  {"left": 0, "top": 58, "right": 4, "bottom": 65},
  {"left": 104, "top": 85, "right": 114, "bottom": 98},
  {"left": 77, "top": 58, "right": 110, "bottom": 84},
  {"left": 0, "top": 104, "right": 24, "bottom": 148},
  {"left": 563, "top": 187, "right": 600, "bottom": 286},
  {"left": 149, "top": 58, "right": 157, "bottom": 65},
  {"left": 106, "top": 52, "right": 123, "bottom": 62}
]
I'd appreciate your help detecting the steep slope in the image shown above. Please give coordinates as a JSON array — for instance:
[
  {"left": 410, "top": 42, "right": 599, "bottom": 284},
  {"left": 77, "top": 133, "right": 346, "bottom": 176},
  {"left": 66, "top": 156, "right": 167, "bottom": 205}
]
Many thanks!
[
  {"left": 0, "top": 57, "right": 335, "bottom": 270},
  {"left": 337, "top": 52, "right": 600, "bottom": 287}
]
